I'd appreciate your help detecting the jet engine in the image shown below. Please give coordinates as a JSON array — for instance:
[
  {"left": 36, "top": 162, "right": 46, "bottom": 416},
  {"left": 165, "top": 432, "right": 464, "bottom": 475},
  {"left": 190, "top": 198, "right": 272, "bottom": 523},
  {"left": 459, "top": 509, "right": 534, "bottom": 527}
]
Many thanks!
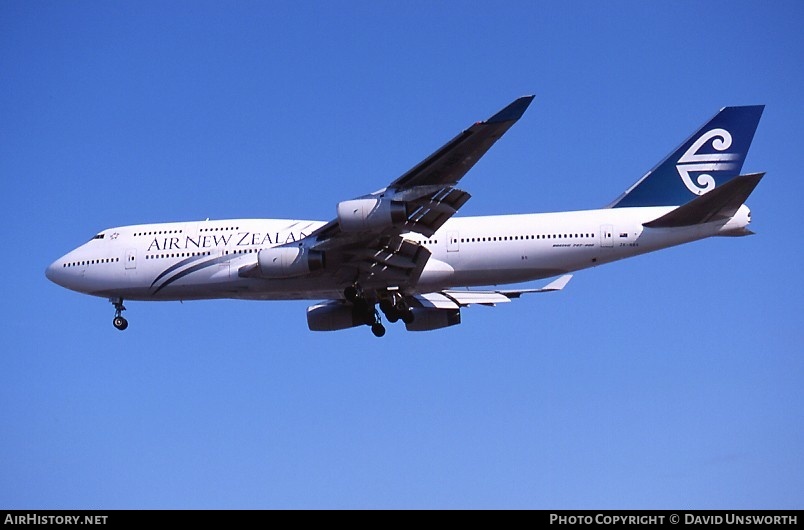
[
  {"left": 257, "top": 247, "right": 324, "bottom": 278},
  {"left": 307, "top": 302, "right": 363, "bottom": 331},
  {"left": 404, "top": 307, "right": 461, "bottom": 331},
  {"left": 336, "top": 198, "right": 407, "bottom": 232}
]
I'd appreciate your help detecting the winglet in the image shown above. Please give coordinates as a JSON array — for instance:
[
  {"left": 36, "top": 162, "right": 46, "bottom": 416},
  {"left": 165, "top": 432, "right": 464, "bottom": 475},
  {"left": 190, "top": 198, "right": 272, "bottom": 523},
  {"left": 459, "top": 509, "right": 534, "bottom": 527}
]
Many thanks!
[
  {"left": 538, "top": 274, "right": 573, "bottom": 292},
  {"left": 486, "top": 95, "right": 535, "bottom": 124},
  {"left": 499, "top": 274, "right": 573, "bottom": 298}
]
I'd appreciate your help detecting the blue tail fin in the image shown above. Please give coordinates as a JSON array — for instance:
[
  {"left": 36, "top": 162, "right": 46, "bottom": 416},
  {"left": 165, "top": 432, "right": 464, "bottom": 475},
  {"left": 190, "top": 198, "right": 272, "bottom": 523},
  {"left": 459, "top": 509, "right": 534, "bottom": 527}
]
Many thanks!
[{"left": 609, "top": 105, "right": 764, "bottom": 208}]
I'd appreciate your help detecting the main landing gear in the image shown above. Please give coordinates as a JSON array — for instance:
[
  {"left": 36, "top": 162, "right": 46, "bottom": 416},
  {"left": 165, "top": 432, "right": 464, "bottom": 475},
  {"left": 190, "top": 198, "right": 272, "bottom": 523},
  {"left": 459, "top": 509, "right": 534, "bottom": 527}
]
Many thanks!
[
  {"left": 370, "top": 321, "right": 386, "bottom": 338},
  {"left": 344, "top": 285, "right": 414, "bottom": 337},
  {"left": 345, "top": 285, "right": 385, "bottom": 337},
  {"left": 111, "top": 297, "right": 128, "bottom": 331},
  {"left": 379, "top": 295, "right": 414, "bottom": 325}
]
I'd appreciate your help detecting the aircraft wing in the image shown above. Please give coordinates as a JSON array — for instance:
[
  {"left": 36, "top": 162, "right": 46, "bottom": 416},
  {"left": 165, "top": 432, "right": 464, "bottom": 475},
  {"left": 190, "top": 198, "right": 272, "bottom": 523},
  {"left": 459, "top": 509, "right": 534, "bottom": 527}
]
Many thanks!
[
  {"left": 310, "top": 95, "right": 534, "bottom": 242},
  {"left": 412, "top": 275, "right": 573, "bottom": 309},
  {"left": 272, "top": 96, "right": 534, "bottom": 292},
  {"left": 388, "top": 95, "right": 535, "bottom": 190}
]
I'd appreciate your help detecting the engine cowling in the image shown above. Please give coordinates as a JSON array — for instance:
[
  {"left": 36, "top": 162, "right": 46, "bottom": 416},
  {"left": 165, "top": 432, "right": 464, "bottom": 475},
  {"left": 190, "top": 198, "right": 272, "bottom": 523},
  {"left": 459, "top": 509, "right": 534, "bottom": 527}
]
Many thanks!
[
  {"left": 257, "top": 247, "right": 324, "bottom": 278},
  {"left": 307, "top": 302, "right": 362, "bottom": 331},
  {"left": 337, "top": 198, "right": 407, "bottom": 232},
  {"left": 404, "top": 308, "right": 461, "bottom": 331}
]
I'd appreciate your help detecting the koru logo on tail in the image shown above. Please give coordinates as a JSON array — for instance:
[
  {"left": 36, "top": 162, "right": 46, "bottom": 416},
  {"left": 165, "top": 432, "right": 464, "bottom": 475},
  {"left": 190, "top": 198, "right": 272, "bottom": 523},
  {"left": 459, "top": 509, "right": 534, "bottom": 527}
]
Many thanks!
[{"left": 676, "top": 128, "right": 739, "bottom": 195}]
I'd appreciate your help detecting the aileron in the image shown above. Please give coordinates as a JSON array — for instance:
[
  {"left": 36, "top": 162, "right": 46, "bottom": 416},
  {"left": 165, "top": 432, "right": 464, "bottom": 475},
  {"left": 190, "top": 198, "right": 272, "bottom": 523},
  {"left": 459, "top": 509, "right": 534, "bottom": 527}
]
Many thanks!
[{"left": 389, "top": 96, "right": 534, "bottom": 190}]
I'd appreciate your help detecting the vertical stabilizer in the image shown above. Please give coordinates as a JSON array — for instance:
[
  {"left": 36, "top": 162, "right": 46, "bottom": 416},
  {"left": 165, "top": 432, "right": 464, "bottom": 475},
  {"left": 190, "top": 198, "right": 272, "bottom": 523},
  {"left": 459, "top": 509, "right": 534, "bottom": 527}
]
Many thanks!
[{"left": 610, "top": 105, "right": 763, "bottom": 208}]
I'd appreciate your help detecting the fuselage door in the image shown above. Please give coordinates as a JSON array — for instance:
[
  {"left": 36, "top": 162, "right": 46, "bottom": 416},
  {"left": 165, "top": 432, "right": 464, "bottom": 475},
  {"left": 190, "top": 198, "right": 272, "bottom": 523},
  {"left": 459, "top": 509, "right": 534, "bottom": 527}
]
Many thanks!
[
  {"left": 125, "top": 249, "right": 137, "bottom": 269},
  {"left": 447, "top": 231, "right": 460, "bottom": 253},
  {"left": 600, "top": 225, "right": 614, "bottom": 248}
]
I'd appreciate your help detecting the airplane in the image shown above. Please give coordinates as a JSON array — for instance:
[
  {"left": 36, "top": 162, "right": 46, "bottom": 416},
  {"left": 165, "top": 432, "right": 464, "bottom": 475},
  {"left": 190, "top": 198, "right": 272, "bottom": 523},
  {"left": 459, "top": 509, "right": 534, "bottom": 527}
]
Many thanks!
[{"left": 45, "top": 96, "right": 764, "bottom": 337}]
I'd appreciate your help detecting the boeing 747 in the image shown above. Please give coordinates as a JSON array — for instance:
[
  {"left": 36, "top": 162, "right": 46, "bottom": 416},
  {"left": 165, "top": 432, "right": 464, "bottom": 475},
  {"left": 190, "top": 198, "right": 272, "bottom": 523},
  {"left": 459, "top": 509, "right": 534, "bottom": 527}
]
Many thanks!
[{"left": 46, "top": 97, "right": 764, "bottom": 336}]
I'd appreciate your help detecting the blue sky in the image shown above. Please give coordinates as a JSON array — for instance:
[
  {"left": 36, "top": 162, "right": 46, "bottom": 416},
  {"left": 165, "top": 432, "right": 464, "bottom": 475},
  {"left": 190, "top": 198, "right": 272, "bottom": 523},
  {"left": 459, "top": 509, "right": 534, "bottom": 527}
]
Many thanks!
[{"left": 2, "top": 1, "right": 802, "bottom": 509}]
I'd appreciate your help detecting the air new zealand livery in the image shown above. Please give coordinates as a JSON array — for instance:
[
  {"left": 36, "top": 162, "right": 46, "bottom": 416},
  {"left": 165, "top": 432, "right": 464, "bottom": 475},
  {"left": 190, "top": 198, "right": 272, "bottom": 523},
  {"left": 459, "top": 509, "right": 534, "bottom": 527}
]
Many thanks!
[{"left": 46, "top": 97, "right": 764, "bottom": 337}]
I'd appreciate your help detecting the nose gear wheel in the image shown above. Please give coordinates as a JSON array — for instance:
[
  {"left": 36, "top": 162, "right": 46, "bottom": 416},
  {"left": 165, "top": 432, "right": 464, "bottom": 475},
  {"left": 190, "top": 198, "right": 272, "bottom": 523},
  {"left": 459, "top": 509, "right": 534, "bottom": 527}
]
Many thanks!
[{"left": 110, "top": 298, "right": 128, "bottom": 330}]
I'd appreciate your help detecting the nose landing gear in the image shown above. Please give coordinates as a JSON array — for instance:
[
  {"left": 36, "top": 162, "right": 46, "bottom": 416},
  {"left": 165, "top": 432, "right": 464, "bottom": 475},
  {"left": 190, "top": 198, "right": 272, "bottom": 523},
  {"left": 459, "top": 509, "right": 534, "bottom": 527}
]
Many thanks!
[
  {"left": 111, "top": 298, "right": 128, "bottom": 330},
  {"left": 113, "top": 316, "right": 128, "bottom": 331}
]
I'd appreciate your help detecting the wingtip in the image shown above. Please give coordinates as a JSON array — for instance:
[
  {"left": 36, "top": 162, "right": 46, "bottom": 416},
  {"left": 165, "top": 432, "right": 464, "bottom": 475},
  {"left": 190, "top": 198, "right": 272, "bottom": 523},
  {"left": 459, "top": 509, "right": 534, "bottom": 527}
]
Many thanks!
[
  {"left": 486, "top": 95, "right": 535, "bottom": 124},
  {"left": 542, "top": 274, "right": 572, "bottom": 291}
]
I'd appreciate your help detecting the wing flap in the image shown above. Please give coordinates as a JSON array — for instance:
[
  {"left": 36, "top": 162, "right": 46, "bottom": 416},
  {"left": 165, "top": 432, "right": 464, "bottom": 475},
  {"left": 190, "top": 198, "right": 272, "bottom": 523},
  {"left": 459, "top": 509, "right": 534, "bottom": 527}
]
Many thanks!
[
  {"left": 343, "top": 235, "right": 431, "bottom": 290},
  {"left": 415, "top": 275, "right": 574, "bottom": 308},
  {"left": 413, "top": 292, "right": 460, "bottom": 310},
  {"left": 441, "top": 290, "right": 513, "bottom": 306},
  {"left": 403, "top": 187, "right": 471, "bottom": 236}
]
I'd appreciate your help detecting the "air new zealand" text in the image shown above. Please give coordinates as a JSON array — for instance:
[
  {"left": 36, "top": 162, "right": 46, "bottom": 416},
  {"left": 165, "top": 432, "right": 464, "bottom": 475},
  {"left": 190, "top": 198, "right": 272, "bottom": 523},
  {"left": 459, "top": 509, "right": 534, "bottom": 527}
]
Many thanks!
[{"left": 146, "top": 231, "right": 307, "bottom": 252}]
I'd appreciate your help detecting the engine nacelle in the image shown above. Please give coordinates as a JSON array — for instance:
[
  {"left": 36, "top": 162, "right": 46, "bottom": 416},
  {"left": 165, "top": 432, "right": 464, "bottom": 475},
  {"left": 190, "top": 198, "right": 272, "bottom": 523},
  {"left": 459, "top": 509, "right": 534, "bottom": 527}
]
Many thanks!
[
  {"left": 257, "top": 247, "right": 324, "bottom": 278},
  {"left": 336, "top": 198, "right": 407, "bottom": 232},
  {"left": 307, "top": 302, "right": 362, "bottom": 331},
  {"left": 404, "top": 307, "right": 461, "bottom": 332}
]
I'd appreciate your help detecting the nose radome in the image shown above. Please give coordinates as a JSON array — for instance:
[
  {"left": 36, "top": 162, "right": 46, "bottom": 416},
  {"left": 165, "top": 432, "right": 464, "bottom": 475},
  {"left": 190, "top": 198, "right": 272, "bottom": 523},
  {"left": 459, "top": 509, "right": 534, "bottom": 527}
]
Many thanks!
[
  {"left": 45, "top": 260, "right": 57, "bottom": 282},
  {"left": 45, "top": 259, "right": 65, "bottom": 286}
]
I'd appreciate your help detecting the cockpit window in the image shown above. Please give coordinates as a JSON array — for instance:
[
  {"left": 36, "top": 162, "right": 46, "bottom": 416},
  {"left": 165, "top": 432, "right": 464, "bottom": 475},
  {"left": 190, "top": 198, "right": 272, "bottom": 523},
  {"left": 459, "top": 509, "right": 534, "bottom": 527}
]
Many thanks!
[{"left": 92, "top": 234, "right": 105, "bottom": 240}]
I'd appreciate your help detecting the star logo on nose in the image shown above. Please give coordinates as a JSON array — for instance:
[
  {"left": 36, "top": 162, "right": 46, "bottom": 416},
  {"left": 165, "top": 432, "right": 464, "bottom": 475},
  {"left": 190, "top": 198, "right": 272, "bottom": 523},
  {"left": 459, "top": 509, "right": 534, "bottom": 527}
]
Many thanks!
[{"left": 110, "top": 233, "right": 119, "bottom": 240}]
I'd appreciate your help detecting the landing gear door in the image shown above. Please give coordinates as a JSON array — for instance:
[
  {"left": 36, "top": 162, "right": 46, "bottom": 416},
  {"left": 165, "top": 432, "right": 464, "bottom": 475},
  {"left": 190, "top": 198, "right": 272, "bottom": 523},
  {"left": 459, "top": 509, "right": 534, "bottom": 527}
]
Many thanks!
[{"left": 125, "top": 249, "right": 137, "bottom": 269}]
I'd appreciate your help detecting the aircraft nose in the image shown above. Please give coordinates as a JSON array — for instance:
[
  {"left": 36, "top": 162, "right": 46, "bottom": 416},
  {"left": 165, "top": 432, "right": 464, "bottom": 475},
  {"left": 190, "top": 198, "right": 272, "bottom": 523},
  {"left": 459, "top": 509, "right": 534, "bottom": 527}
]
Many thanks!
[
  {"left": 45, "top": 257, "right": 71, "bottom": 288},
  {"left": 45, "top": 259, "right": 61, "bottom": 284}
]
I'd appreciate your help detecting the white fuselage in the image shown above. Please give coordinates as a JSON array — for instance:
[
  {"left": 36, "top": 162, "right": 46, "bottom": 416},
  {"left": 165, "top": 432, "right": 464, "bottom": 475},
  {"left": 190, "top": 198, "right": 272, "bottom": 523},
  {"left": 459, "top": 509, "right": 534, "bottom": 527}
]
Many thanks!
[{"left": 45, "top": 205, "right": 751, "bottom": 302}]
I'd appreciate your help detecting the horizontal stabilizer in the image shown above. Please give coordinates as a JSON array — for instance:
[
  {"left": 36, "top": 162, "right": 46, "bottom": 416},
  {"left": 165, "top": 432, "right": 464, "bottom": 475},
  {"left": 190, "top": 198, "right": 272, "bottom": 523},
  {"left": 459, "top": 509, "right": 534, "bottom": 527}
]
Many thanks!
[{"left": 643, "top": 173, "right": 764, "bottom": 228}]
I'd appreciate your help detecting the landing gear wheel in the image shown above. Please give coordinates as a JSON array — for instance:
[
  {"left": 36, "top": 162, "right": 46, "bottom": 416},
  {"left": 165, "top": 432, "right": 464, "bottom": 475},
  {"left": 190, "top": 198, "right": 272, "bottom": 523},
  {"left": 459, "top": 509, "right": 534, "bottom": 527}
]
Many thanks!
[
  {"left": 379, "top": 298, "right": 400, "bottom": 323},
  {"left": 401, "top": 308, "right": 415, "bottom": 325},
  {"left": 379, "top": 298, "right": 394, "bottom": 314},
  {"left": 344, "top": 285, "right": 360, "bottom": 302},
  {"left": 371, "top": 322, "right": 386, "bottom": 337},
  {"left": 110, "top": 297, "right": 128, "bottom": 331}
]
